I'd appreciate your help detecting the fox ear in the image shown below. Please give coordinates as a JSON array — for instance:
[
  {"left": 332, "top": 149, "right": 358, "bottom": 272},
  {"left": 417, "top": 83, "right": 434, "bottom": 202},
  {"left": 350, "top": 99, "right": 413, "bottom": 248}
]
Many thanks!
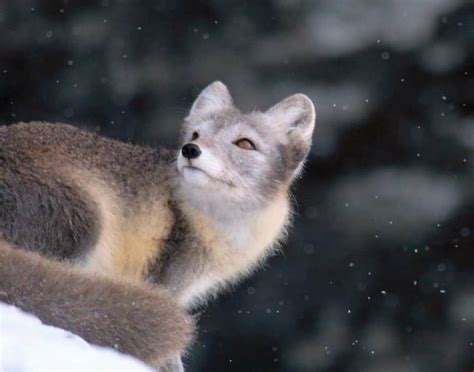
[
  {"left": 267, "top": 94, "right": 315, "bottom": 142},
  {"left": 188, "top": 81, "right": 234, "bottom": 118},
  {"left": 266, "top": 94, "right": 316, "bottom": 174}
]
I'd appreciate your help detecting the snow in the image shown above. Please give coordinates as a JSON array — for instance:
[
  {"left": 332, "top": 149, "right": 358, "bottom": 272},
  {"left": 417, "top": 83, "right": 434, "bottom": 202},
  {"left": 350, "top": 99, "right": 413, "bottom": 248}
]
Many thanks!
[{"left": 0, "top": 302, "right": 151, "bottom": 371}]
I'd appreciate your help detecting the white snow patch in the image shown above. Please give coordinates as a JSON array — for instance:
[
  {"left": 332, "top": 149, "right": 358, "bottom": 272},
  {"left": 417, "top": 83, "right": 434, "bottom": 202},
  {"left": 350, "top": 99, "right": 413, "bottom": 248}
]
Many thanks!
[{"left": 0, "top": 302, "right": 151, "bottom": 371}]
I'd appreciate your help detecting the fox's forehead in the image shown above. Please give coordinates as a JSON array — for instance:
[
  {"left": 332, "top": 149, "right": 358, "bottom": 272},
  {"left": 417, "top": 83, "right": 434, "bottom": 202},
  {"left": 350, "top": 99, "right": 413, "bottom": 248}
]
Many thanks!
[{"left": 188, "top": 110, "right": 274, "bottom": 139}]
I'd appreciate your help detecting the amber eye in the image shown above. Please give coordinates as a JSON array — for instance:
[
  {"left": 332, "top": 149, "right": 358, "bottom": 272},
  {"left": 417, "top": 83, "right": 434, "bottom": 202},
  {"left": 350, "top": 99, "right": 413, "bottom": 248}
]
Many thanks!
[
  {"left": 235, "top": 138, "right": 256, "bottom": 150},
  {"left": 191, "top": 132, "right": 199, "bottom": 141}
]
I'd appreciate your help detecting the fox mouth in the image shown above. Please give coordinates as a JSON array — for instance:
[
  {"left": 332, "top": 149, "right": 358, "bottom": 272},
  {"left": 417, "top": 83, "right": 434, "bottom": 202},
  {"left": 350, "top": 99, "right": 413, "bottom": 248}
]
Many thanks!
[
  {"left": 183, "top": 165, "right": 208, "bottom": 175},
  {"left": 181, "top": 165, "right": 234, "bottom": 187}
]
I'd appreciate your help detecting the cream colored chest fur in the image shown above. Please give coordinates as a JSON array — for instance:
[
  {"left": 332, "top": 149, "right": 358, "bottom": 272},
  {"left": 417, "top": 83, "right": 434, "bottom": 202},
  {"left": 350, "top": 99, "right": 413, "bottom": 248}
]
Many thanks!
[{"left": 178, "top": 196, "right": 290, "bottom": 306}]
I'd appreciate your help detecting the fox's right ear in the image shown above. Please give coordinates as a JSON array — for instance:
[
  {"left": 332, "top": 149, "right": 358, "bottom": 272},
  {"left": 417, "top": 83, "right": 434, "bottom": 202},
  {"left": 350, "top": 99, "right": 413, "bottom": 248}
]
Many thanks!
[
  {"left": 188, "top": 81, "right": 234, "bottom": 119},
  {"left": 266, "top": 94, "right": 316, "bottom": 175},
  {"left": 266, "top": 93, "right": 316, "bottom": 143}
]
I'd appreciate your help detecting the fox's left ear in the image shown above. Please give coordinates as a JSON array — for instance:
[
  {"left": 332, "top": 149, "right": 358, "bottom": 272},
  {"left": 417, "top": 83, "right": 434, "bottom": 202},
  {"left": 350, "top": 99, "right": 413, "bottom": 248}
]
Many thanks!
[
  {"left": 266, "top": 94, "right": 316, "bottom": 171},
  {"left": 188, "top": 81, "right": 234, "bottom": 119}
]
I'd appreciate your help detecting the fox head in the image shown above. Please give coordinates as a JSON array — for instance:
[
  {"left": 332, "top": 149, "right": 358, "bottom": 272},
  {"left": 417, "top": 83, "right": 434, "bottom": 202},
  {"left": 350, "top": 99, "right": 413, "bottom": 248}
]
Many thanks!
[{"left": 176, "top": 81, "right": 316, "bottom": 214}]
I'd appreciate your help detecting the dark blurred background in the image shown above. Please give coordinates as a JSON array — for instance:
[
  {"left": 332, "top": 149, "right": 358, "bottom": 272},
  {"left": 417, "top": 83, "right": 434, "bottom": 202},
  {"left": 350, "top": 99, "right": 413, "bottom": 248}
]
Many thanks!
[{"left": 1, "top": 1, "right": 473, "bottom": 371}]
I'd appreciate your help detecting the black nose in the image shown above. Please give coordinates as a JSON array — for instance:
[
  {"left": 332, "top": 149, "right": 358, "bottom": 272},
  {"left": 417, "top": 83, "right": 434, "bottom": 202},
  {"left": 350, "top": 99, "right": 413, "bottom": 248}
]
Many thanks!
[{"left": 182, "top": 143, "right": 201, "bottom": 159}]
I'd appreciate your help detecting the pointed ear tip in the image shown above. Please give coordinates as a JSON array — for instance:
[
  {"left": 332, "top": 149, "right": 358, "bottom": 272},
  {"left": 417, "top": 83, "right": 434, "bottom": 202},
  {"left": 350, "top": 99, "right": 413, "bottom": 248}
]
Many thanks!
[
  {"left": 291, "top": 94, "right": 316, "bottom": 126},
  {"left": 208, "top": 80, "right": 228, "bottom": 91},
  {"left": 190, "top": 81, "right": 233, "bottom": 116},
  {"left": 293, "top": 93, "right": 316, "bottom": 110}
]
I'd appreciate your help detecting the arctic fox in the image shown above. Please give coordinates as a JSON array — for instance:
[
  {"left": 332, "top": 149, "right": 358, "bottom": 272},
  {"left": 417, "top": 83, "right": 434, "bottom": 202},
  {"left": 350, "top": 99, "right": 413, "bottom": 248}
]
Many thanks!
[{"left": 0, "top": 81, "right": 316, "bottom": 370}]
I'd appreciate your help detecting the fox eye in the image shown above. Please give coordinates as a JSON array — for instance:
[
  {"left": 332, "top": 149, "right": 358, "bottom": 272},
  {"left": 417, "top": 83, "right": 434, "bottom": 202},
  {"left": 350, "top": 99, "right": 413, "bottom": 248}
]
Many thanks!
[
  {"left": 235, "top": 138, "right": 256, "bottom": 151},
  {"left": 191, "top": 132, "right": 199, "bottom": 140}
]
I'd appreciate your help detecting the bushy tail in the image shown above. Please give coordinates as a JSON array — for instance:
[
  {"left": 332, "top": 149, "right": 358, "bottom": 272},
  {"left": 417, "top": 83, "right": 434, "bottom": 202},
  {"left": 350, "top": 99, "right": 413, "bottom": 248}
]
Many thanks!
[{"left": 0, "top": 240, "right": 194, "bottom": 368}]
